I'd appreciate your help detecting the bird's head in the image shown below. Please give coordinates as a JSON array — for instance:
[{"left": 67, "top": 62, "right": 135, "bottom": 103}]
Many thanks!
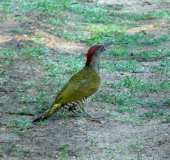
[{"left": 86, "top": 41, "right": 113, "bottom": 65}]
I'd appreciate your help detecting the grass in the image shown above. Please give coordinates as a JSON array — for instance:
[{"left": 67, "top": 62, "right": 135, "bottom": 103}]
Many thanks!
[
  {"left": 118, "top": 11, "right": 170, "bottom": 20},
  {"left": 9, "top": 108, "right": 35, "bottom": 116},
  {"left": 55, "top": 28, "right": 170, "bottom": 46},
  {"left": 3, "top": 35, "right": 157, "bottom": 125},
  {"left": 128, "top": 140, "right": 144, "bottom": 149},
  {"left": 105, "top": 45, "right": 131, "bottom": 60},
  {"left": 89, "top": 138, "right": 99, "bottom": 147},
  {"left": 150, "top": 57, "right": 170, "bottom": 73},
  {"left": 21, "top": 44, "right": 51, "bottom": 59},
  {"left": 95, "top": 91, "right": 137, "bottom": 107},
  {"left": 138, "top": 99, "right": 169, "bottom": 108},
  {"left": 132, "top": 50, "right": 169, "bottom": 62},
  {"left": 115, "top": 115, "right": 144, "bottom": 125},
  {"left": 6, "top": 116, "right": 32, "bottom": 136},
  {"left": 139, "top": 110, "right": 169, "bottom": 119},
  {"left": 103, "top": 75, "right": 170, "bottom": 91},
  {"left": 6, "top": 116, "right": 32, "bottom": 128},
  {"left": 162, "top": 117, "right": 170, "bottom": 123},
  {"left": 0, "top": 0, "right": 170, "bottom": 159},
  {"left": 101, "top": 61, "right": 141, "bottom": 72},
  {"left": 58, "top": 142, "right": 70, "bottom": 158},
  {"left": 11, "top": 148, "right": 22, "bottom": 157},
  {"left": 2, "top": 0, "right": 170, "bottom": 47}
]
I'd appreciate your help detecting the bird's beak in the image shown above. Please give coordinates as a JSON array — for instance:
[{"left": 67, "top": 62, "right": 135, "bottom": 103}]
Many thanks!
[{"left": 104, "top": 41, "right": 113, "bottom": 49}]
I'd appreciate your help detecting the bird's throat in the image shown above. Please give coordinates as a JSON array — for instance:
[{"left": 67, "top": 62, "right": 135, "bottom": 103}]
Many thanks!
[{"left": 88, "top": 59, "right": 100, "bottom": 74}]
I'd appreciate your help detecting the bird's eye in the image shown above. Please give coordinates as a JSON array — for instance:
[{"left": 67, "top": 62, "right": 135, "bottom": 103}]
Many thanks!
[
  {"left": 99, "top": 47, "right": 105, "bottom": 52},
  {"left": 100, "top": 47, "right": 105, "bottom": 52}
]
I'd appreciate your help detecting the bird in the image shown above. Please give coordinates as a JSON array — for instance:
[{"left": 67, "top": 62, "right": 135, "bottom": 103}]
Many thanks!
[{"left": 33, "top": 42, "right": 113, "bottom": 122}]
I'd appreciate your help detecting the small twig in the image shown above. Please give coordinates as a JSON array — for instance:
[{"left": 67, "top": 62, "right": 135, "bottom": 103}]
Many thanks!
[{"left": 7, "top": 112, "right": 35, "bottom": 116}]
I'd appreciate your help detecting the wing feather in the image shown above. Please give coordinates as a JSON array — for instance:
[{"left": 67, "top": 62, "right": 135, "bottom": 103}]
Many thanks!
[{"left": 55, "top": 67, "right": 100, "bottom": 104}]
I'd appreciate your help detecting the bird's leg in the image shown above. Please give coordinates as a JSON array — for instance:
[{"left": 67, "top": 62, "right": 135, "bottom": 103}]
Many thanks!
[
  {"left": 71, "top": 109, "right": 92, "bottom": 118},
  {"left": 72, "top": 109, "right": 104, "bottom": 120},
  {"left": 67, "top": 103, "right": 91, "bottom": 118},
  {"left": 84, "top": 101, "right": 105, "bottom": 119},
  {"left": 70, "top": 103, "right": 104, "bottom": 119},
  {"left": 76, "top": 102, "right": 93, "bottom": 117}
]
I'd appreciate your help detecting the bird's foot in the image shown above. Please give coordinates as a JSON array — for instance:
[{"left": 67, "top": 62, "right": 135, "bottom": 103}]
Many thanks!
[
  {"left": 71, "top": 109, "right": 91, "bottom": 118},
  {"left": 71, "top": 109, "right": 104, "bottom": 120}
]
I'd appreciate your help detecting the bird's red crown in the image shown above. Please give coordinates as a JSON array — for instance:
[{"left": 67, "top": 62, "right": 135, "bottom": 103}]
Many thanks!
[{"left": 86, "top": 45, "right": 102, "bottom": 65}]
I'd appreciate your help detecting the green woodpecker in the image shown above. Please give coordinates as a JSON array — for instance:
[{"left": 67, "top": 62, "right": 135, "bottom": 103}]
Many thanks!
[{"left": 33, "top": 42, "right": 112, "bottom": 122}]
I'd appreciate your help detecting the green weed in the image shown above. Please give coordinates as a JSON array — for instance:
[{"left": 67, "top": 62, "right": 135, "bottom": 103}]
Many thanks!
[
  {"left": 59, "top": 142, "right": 69, "bottom": 158},
  {"left": 22, "top": 44, "right": 51, "bottom": 59},
  {"left": 162, "top": 117, "right": 170, "bottom": 123},
  {"left": 85, "top": 24, "right": 127, "bottom": 34},
  {"left": 1, "top": 1, "right": 15, "bottom": 13},
  {"left": 139, "top": 110, "right": 168, "bottom": 119},
  {"left": 101, "top": 61, "right": 140, "bottom": 72},
  {"left": 0, "top": 47, "right": 18, "bottom": 59},
  {"left": 69, "top": 3, "right": 108, "bottom": 23},
  {"left": 128, "top": 140, "right": 144, "bottom": 149},
  {"left": 105, "top": 46, "right": 130, "bottom": 60},
  {"left": 104, "top": 76, "right": 170, "bottom": 92},
  {"left": 89, "top": 138, "right": 99, "bottom": 146},
  {"left": 115, "top": 115, "right": 144, "bottom": 125},
  {"left": 139, "top": 99, "right": 170, "bottom": 109},
  {"left": 47, "top": 152, "right": 53, "bottom": 158},
  {"left": 45, "top": 53, "right": 83, "bottom": 75},
  {"left": 150, "top": 57, "right": 170, "bottom": 73},
  {"left": 11, "top": 148, "right": 22, "bottom": 157},
  {"left": 9, "top": 108, "right": 35, "bottom": 116},
  {"left": 106, "top": 109, "right": 119, "bottom": 117},
  {"left": 112, "top": 11, "right": 170, "bottom": 21},
  {"left": 95, "top": 91, "right": 137, "bottom": 107},
  {"left": 6, "top": 116, "right": 32, "bottom": 128},
  {"left": 117, "top": 105, "right": 135, "bottom": 113},
  {"left": 57, "top": 110, "right": 69, "bottom": 120},
  {"left": 133, "top": 50, "right": 168, "bottom": 61},
  {"left": 6, "top": 116, "right": 32, "bottom": 136}
]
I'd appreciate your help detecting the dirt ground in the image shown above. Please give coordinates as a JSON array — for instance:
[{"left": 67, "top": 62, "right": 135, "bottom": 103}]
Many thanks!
[{"left": 0, "top": 0, "right": 170, "bottom": 160}]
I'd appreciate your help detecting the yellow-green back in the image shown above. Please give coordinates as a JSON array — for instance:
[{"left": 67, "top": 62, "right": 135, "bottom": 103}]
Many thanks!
[{"left": 55, "top": 66, "right": 101, "bottom": 104}]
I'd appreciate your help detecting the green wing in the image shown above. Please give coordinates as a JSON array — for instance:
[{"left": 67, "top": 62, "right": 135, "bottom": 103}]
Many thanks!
[{"left": 55, "top": 66, "right": 101, "bottom": 104}]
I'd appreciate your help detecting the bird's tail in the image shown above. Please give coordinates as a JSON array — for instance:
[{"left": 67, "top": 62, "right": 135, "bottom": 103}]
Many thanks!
[{"left": 32, "top": 103, "right": 62, "bottom": 123}]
